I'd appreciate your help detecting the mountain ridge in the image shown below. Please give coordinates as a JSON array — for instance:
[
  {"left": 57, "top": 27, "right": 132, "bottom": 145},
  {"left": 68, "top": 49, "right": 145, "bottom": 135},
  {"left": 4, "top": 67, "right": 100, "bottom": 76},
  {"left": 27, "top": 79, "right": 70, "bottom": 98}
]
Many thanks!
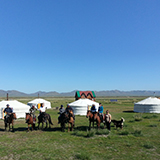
[{"left": 0, "top": 89, "right": 159, "bottom": 97}]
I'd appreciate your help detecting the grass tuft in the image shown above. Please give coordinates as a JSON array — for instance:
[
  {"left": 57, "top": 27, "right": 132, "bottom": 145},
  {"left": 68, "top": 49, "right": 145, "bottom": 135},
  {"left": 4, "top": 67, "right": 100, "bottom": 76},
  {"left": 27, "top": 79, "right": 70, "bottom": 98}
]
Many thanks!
[
  {"left": 149, "top": 124, "right": 157, "bottom": 127},
  {"left": 119, "top": 131, "right": 129, "bottom": 135},
  {"left": 134, "top": 114, "right": 142, "bottom": 121},
  {"left": 143, "top": 143, "right": 154, "bottom": 149},
  {"left": 132, "top": 129, "right": 143, "bottom": 137},
  {"left": 75, "top": 153, "right": 91, "bottom": 160},
  {"left": 96, "top": 129, "right": 110, "bottom": 135}
]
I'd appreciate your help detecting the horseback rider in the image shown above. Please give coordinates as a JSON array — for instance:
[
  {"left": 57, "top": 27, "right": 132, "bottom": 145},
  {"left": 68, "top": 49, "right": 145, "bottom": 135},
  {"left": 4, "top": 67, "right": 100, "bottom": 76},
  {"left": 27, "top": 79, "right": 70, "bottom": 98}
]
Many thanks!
[
  {"left": 90, "top": 104, "right": 97, "bottom": 120},
  {"left": 38, "top": 103, "right": 46, "bottom": 122},
  {"left": 98, "top": 103, "right": 104, "bottom": 122},
  {"left": 58, "top": 105, "right": 65, "bottom": 124},
  {"left": 4, "top": 104, "right": 13, "bottom": 123},
  {"left": 29, "top": 105, "right": 37, "bottom": 123},
  {"left": 65, "top": 104, "right": 75, "bottom": 121}
]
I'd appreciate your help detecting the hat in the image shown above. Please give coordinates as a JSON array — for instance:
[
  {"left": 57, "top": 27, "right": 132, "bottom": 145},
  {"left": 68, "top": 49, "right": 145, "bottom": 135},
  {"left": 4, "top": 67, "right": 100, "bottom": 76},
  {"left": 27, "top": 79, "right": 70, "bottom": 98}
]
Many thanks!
[
  {"left": 6, "top": 104, "right": 9, "bottom": 106},
  {"left": 61, "top": 105, "right": 63, "bottom": 108}
]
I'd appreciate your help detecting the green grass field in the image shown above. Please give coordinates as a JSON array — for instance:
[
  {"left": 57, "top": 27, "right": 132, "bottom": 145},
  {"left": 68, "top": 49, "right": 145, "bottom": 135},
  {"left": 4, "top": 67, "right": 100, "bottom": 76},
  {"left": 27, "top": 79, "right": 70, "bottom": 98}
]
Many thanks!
[{"left": 0, "top": 97, "right": 160, "bottom": 160}]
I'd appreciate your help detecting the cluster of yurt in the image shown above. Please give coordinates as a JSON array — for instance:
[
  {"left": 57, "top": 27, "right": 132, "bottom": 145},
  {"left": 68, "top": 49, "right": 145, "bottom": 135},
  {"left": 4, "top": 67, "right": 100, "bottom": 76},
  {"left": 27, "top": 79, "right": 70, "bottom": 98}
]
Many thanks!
[
  {"left": 0, "top": 100, "right": 30, "bottom": 119},
  {"left": 0, "top": 97, "right": 52, "bottom": 119},
  {"left": 134, "top": 97, "right": 160, "bottom": 113}
]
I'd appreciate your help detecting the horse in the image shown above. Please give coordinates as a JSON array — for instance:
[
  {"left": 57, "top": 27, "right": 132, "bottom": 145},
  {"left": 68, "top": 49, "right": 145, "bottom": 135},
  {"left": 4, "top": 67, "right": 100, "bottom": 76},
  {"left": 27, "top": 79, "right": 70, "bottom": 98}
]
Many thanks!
[
  {"left": 25, "top": 113, "right": 36, "bottom": 131},
  {"left": 59, "top": 111, "right": 74, "bottom": 132},
  {"left": 66, "top": 110, "right": 74, "bottom": 132},
  {"left": 4, "top": 113, "right": 17, "bottom": 131},
  {"left": 37, "top": 113, "right": 53, "bottom": 129},
  {"left": 86, "top": 110, "right": 102, "bottom": 130}
]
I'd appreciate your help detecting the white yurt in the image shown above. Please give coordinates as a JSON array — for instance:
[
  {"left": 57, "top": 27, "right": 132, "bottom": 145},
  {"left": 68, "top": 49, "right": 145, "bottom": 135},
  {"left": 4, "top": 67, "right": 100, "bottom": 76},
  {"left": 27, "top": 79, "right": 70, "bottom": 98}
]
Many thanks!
[
  {"left": 0, "top": 100, "right": 30, "bottom": 119},
  {"left": 134, "top": 97, "right": 160, "bottom": 113},
  {"left": 27, "top": 98, "right": 51, "bottom": 109},
  {"left": 68, "top": 98, "right": 99, "bottom": 115}
]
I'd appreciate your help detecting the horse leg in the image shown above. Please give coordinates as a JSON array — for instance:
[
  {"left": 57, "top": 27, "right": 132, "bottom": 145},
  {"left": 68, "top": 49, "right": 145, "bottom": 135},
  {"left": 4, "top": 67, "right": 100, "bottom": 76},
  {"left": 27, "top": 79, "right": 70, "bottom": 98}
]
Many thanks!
[
  {"left": 9, "top": 123, "right": 11, "bottom": 131},
  {"left": 68, "top": 123, "right": 70, "bottom": 132},
  {"left": 12, "top": 121, "right": 14, "bottom": 132}
]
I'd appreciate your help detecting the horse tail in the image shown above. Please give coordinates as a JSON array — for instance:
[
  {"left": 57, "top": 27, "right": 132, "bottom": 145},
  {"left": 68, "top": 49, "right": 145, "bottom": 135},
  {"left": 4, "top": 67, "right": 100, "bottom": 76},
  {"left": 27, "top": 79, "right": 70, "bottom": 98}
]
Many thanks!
[{"left": 48, "top": 115, "right": 53, "bottom": 125}]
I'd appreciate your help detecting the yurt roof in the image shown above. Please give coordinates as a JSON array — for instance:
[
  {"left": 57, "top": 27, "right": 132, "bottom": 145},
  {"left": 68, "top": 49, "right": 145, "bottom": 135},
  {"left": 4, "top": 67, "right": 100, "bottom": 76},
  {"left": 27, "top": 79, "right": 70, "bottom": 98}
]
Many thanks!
[
  {"left": 0, "top": 100, "right": 30, "bottom": 109},
  {"left": 69, "top": 98, "right": 99, "bottom": 109},
  {"left": 135, "top": 97, "right": 160, "bottom": 105},
  {"left": 28, "top": 98, "right": 50, "bottom": 104}
]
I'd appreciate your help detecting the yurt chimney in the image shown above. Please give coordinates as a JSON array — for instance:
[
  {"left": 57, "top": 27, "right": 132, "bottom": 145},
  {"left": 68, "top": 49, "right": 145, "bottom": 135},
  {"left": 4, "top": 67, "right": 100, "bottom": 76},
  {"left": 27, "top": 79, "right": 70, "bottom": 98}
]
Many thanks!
[{"left": 7, "top": 93, "right": 9, "bottom": 101}]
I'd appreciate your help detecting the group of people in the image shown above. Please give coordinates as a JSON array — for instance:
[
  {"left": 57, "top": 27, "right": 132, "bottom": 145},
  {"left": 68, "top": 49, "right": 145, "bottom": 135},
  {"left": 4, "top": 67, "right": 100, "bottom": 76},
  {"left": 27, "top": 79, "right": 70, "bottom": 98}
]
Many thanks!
[
  {"left": 3, "top": 102, "right": 111, "bottom": 130},
  {"left": 58, "top": 104, "right": 75, "bottom": 123},
  {"left": 90, "top": 103, "right": 112, "bottom": 130}
]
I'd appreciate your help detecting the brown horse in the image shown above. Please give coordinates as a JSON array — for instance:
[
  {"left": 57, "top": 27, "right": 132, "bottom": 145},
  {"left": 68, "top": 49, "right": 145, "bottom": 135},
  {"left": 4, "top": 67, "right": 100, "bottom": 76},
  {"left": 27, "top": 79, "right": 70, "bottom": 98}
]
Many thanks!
[
  {"left": 67, "top": 110, "right": 74, "bottom": 132},
  {"left": 25, "top": 113, "right": 35, "bottom": 131},
  {"left": 86, "top": 110, "right": 103, "bottom": 130},
  {"left": 4, "top": 113, "right": 17, "bottom": 131}
]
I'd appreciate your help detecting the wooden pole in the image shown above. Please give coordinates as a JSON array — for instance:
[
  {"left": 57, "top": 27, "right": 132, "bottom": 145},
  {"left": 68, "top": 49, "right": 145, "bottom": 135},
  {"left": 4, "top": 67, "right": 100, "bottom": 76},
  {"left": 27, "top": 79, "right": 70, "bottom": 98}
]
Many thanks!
[{"left": 7, "top": 93, "right": 8, "bottom": 101}]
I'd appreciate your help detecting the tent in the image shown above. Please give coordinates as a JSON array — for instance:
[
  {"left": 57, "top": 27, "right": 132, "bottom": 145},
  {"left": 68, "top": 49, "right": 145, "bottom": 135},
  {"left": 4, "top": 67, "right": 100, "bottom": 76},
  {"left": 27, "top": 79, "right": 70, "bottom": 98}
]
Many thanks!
[
  {"left": 0, "top": 100, "right": 30, "bottom": 119},
  {"left": 134, "top": 97, "right": 160, "bottom": 113},
  {"left": 27, "top": 98, "right": 51, "bottom": 109},
  {"left": 68, "top": 98, "right": 99, "bottom": 115}
]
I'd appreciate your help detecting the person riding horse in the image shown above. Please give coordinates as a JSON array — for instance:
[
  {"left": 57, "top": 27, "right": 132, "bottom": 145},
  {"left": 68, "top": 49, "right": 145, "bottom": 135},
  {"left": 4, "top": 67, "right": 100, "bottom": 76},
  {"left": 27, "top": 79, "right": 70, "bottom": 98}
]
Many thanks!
[
  {"left": 29, "top": 105, "right": 37, "bottom": 123},
  {"left": 65, "top": 104, "right": 75, "bottom": 121},
  {"left": 38, "top": 103, "right": 46, "bottom": 122},
  {"left": 98, "top": 103, "right": 104, "bottom": 122},
  {"left": 4, "top": 104, "right": 13, "bottom": 123}
]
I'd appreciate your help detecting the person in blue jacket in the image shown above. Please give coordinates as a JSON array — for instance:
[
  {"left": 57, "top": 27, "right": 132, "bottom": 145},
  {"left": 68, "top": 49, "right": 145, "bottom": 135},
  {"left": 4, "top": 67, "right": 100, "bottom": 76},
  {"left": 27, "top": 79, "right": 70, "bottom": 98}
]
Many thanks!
[{"left": 98, "top": 103, "right": 104, "bottom": 122}]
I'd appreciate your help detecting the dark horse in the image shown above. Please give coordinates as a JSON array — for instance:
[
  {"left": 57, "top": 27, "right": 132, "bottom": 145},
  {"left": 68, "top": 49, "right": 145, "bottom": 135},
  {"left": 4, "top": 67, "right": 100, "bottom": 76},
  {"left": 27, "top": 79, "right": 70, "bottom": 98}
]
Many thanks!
[
  {"left": 37, "top": 113, "right": 53, "bottom": 129},
  {"left": 86, "top": 110, "right": 105, "bottom": 130},
  {"left": 59, "top": 111, "right": 74, "bottom": 132},
  {"left": 4, "top": 113, "right": 17, "bottom": 131},
  {"left": 25, "top": 113, "right": 36, "bottom": 131}
]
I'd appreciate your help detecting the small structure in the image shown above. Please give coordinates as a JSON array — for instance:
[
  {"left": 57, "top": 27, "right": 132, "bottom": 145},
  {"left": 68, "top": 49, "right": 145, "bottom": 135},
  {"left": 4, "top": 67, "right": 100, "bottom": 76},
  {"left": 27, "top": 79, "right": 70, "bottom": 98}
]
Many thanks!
[
  {"left": 0, "top": 100, "right": 30, "bottom": 119},
  {"left": 69, "top": 98, "right": 99, "bottom": 115},
  {"left": 134, "top": 97, "right": 160, "bottom": 113},
  {"left": 75, "top": 91, "right": 96, "bottom": 101},
  {"left": 27, "top": 98, "right": 51, "bottom": 109}
]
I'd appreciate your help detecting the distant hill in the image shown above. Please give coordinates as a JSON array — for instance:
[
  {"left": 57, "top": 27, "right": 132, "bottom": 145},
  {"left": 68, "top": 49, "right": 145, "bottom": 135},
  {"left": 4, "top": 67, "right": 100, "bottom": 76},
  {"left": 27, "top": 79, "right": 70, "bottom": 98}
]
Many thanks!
[{"left": 0, "top": 89, "right": 160, "bottom": 97}]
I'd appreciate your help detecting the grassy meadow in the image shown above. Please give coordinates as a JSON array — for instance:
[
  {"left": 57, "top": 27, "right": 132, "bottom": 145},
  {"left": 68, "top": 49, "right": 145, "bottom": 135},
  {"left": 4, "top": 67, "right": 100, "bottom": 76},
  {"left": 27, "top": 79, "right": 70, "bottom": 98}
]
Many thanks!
[{"left": 0, "top": 97, "right": 160, "bottom": 160}]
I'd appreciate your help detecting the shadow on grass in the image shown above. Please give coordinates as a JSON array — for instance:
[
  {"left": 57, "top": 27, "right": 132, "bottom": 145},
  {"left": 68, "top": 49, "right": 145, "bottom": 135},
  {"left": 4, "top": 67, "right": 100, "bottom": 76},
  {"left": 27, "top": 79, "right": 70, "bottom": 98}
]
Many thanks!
[{"left": 123, "top": 110, "right": 134, "bottom": 113}]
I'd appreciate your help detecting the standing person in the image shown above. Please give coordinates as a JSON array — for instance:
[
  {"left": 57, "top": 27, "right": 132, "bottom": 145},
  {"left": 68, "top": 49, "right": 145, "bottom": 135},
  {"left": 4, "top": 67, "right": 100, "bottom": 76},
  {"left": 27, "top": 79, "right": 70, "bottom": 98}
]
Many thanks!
[
  {"left": 58, "top": 105, "right": 65, "bottom": 123},
  {"left": 3, "top": 104, "right": 13, "bottom": 122},
  {"left": 98, "top": 103, "right": 104, "bottom": 122},
  {"left": 105, "top": 110, "right": 112, "bottom": 131}
]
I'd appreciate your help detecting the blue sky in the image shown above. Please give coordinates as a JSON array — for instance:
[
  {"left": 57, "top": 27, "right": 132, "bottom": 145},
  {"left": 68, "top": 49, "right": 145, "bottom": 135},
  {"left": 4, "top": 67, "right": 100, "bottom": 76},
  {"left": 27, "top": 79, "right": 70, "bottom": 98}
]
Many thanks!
[{"left": 0, "top": 0, "right": 160, "bottom": 93}]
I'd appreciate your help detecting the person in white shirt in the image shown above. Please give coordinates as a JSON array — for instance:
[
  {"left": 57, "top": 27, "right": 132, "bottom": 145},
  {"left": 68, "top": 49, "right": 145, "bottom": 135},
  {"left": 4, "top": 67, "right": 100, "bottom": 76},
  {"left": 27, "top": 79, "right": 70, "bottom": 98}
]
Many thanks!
[{"left": 38, "top": 103, "right": 46, "bottom": 122}]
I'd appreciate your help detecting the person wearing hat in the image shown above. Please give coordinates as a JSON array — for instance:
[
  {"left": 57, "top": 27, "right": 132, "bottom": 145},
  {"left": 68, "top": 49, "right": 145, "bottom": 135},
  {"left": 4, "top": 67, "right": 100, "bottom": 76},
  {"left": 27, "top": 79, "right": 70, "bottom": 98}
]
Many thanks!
[
  {"left": 29, "top": 105, "right": 37, "bottom": 123},
  {"left": 58, "top": 105, "right": 65, "bottom": 124},
  {"left": 3, "top": 104, "right": 13, "bottom": 122}
]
